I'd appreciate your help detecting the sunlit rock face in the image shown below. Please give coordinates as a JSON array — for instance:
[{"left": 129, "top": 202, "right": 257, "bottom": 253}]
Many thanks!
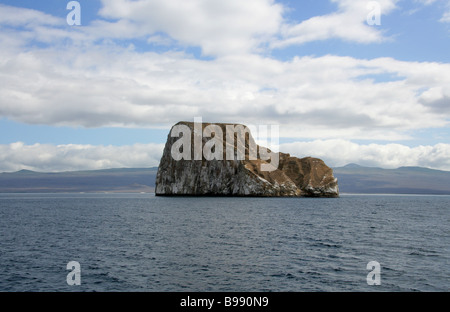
[{"left": 155, "top": 121, "right": 339, "bottom": 197}]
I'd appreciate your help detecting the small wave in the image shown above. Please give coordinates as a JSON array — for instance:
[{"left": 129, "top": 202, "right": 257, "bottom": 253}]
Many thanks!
[
  {"left": 408, "top": 251, "right": 440, "bottom": 257},
  {"left": 311, "top": 241, "right": 342, "bottom": 248},
  {"left": 270, "top": 272, "right": 296, "bottom": 279}
]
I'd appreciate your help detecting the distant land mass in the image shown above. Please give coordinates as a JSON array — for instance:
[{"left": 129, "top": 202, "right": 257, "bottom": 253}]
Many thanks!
[
  {"left": 0, "top": 164, "right": 449, "bottom": 194},
  {"left": 333, "top": 164, "right": 450, "bottom": 195},
  {"left": 0, "top": 168, "right": 157, "bottom": 193}
]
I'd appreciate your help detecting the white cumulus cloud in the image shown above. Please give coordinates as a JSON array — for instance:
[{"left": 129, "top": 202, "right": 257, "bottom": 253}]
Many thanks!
[
  {"left": 1, "top": 140, "right": 450, "bottom": 172},
  {"left": 273, "top": 0, "right": 398, "bottom": 48},
  {"left": 0, "top": 142, "right": 164, "bottom": 172},
  {"left": 1, "top": 41, "right": 449, "bottom": 140},
  {"left": 280, "top": 140, "right": 450, "bottom": 170},
  {"left": 94, "top": 0, "right": 284, "bottom": 56}
]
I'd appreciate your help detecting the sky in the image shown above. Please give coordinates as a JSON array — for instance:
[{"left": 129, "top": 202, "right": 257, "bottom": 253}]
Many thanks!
[{"left": 1, "top": 0, "right": 450, "bottom": 172}]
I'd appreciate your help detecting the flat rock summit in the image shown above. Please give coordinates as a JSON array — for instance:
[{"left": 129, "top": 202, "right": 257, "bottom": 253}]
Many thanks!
[{"left": 155, "top": 121, "right": 339, "bottom": 197}]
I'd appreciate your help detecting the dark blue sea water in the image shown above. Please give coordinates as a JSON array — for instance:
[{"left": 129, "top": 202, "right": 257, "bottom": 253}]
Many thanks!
[{"left": 0, "top": 193, "right": 448, "bottom": 292}]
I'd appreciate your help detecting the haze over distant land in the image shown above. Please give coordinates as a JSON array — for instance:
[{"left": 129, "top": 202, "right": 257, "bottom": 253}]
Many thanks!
[
  {"left": 333, "top": 164, "right": 450, "bottom": 195},
  {"left": 1, "top": 164, "right": 449, "bottom": 195},
  {"left": 0, "top": 168, "right": 157, "bottom": 193}
]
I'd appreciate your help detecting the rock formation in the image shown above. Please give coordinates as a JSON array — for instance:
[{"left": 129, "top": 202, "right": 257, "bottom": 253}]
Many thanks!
[{"left": 155, "top": 121, "right": 339, "bottom": 197}]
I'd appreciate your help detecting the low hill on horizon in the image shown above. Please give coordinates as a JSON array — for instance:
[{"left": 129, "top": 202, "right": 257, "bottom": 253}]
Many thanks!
[
  {"left": 333, "top": 164, "right": 450, "bottom": 195},
  {"left": 0, "top": 168, "right": 158, "bottom": 193},
  {"left": 1, "top": 164, "right": 449, "bottom": 195}
]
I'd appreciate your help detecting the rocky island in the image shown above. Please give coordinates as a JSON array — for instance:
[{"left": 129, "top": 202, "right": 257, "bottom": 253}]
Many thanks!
[{"left": 155, "top": 121, "right": 339, "bottom": 197}]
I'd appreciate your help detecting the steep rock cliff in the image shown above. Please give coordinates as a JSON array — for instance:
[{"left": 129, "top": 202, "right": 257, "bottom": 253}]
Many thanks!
[{"left": 155, "top": 122, "right": 339, "bottom": 197}]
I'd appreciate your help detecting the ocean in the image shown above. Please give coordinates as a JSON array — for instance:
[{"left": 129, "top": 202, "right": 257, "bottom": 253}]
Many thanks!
[{"left": 0, "top": 193, "right": 448, "bottom": 292}]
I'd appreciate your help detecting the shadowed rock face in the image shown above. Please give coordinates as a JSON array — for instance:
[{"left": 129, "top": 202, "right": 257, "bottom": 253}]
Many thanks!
[{"left": 155, "top": 121, "right": 339, "bottom": 197}]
